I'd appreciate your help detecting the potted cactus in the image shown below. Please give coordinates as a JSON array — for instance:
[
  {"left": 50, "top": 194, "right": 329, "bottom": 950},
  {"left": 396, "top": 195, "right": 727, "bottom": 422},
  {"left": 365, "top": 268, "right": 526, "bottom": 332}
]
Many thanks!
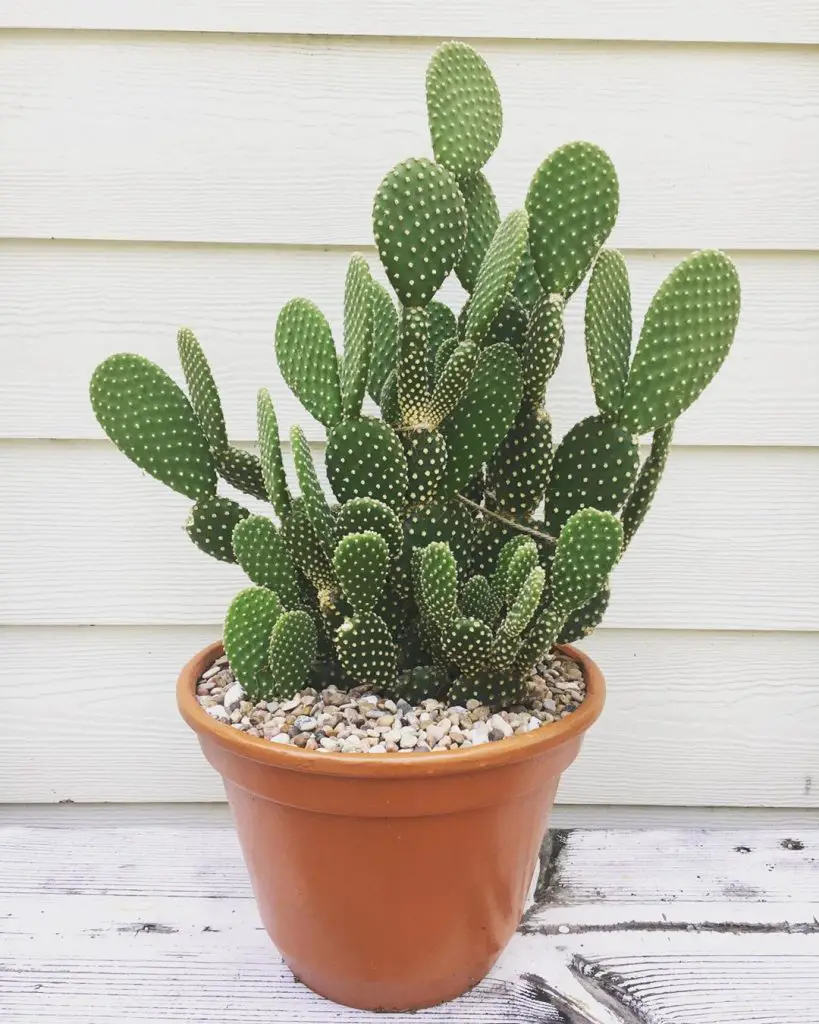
[{"left": 89, "top": 42, "right": 739, "bottom": 1013}]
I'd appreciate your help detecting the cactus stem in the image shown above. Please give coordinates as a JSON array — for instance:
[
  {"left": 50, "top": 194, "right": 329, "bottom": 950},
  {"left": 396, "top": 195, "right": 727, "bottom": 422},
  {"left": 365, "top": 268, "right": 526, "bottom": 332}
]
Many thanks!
[{"left": 456, "top": 494, "right": 557, "bottom": 545}]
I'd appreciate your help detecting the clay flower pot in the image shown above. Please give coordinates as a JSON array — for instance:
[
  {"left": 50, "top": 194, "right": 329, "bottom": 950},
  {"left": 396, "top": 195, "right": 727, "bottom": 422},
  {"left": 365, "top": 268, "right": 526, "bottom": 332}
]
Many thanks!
[{"left": 177, "top": 640, "right": 604, "bottom": 1012}]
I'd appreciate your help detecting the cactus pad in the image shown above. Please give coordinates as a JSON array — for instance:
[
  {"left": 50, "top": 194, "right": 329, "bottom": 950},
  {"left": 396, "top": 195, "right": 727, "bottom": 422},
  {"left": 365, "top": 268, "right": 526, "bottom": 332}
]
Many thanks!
[
  {"left": 378, "top": 368, "right": 400, "bottom": 426},
  {"left": 398, "top": 307, "right": 431, "bottom": 427},
  {"left": 513, "top": 242, "right": 544, "bottom": 310},
  {"left": 291, "top": 425, "right": 337, "bottom": 556},
  {"left": 557, "top": 586, "right": 610, "bottom": 644},
  {"left": 215, "top": 446, "right": 268, "bottom": 501},
  {"left": 526, "top": 141, "right": 619, "bottom": 298},
  {"left": 585, "top": 249, "right": 632, "bottom": 416},
  {"left": 403, "top": 430, "right": 447, "bottom": 507},
  {"left": 486, "top": 295, "right": 528, "bottom": 352},
  {"left": 428, "top": 301, "right": 458, "bottom": 355},
  {"left": 455, "top": 171, "right": 501, "bottom": 293},
  {"left": 426, "top": 41, "right": 502, "bottom": 180},
  {"left": 501, "top": 564, "right": 545, "bottom": 639},
  {"left": 326, "top": 418, "right": 408, "bottom": 512},
  {"left": 417, "top": 541, "right": 459, "bottom": 625},
  {"left": 404, "top": 499, "right": 477, "bottom": 573},
  {"left": 90, "top": 354, "right": 217, "bottom": 500},
  {"left": 373, "top": 157, "right": 467, "bottom": 307},
  {"left": 551, "top": 507, "right": 623, "bottom": 613},
  {"left": 257, "top": 389, "right": 292, "bottom": 520},
  {"left": 449, "top": 667, "right": 527, "bottom": 708},
  {"left": 504, "top": 540, "right": 540, "bottom": 606},
  {"left": 433, "top": 333, "right": 460, "bottom": 381},
  {"left": 486, "top": 407, "right": 552, "bottom": 515},
  {"left": 333, "top": 531, "right": 390, "bottom": 613},
  {"left": 185, "top": 495, "right": 249, "bottom": 562},
  {"left": 622, "top": 423, "right": 674, "bottom": 548},
  {"left": 427, "top": 341, "right": 479, "bottom": 429},
  {"left": 367, "top": 280, "right": 400, "bottom": 404},
  {"left": 440, "top": 342, "right": 523, "bottom": 495},
  {"left": 459, "top": 573, "right": 496, "bottom": 625},
  {"left": 522, "top": 293, "right": 565, "bottom": 406},
  {"left": 465, "top": 210, "right": 529, "bottom": 346},
  {"left": 621, "top": 249, "right": 740, "bottom": 435},
  {"left": 269, "top": 610, "right": 317, "bottom": 699},
  {"left": 176, "top": 328, "right": 229, "bottom": 452},
  {"left": 440, "top": 616, "right": 494, "bottom": 674},
  {"left": 544, "top": 415, "right": 639, "bottom": 534},
  {"left": 281, "top": 499, "right": 336, "bottom": 592},
  {"left": 223, "top": 586, "right": 283, "bottom": 698},
  {"left": 232, "top": 515, "right": 304, "bottom": 608},
  {"left": 275, "top": 298, "right": 343, "bottom": 428},
  {"left": 340, "top": 254, "right": 374, "bottom": 420},
  {"left": 335, "top": 611, "right": 397, "bottom": 689},
  {"left": 335, "top": 497, "right": 403, "bottom": 560}
]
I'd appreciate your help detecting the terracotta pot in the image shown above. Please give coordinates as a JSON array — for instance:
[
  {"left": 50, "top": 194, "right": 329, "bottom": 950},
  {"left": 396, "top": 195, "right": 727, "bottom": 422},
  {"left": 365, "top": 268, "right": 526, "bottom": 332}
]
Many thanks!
[{"left": 178, "top": 641, "right": 604, "bottom": 1012}]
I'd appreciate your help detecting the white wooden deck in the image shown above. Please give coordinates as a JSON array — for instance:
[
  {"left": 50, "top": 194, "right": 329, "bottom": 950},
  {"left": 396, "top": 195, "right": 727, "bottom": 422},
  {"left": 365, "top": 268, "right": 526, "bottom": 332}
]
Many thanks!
[{"left": 1, "top": 826, "right": 817, "bottom": 1022}]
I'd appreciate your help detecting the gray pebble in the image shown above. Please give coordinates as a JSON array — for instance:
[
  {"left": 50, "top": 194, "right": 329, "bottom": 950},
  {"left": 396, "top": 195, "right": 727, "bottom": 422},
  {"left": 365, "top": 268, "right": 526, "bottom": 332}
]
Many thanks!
[{"left": 294, "top": 715, "right": 317, "bottom": 732}]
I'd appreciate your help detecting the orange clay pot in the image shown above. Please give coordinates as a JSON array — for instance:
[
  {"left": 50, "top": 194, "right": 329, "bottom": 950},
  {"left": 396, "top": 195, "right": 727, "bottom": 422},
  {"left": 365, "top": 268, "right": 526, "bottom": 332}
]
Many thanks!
[{"left": 178, "top": 641, "right": 604, "bottom": 1012}]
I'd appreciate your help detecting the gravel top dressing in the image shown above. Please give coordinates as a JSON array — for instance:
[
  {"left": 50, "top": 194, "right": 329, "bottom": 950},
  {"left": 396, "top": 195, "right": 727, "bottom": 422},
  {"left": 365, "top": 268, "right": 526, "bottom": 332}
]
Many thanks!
[{"left": 196, "top": 653, "right": 587, "bottom": 754}]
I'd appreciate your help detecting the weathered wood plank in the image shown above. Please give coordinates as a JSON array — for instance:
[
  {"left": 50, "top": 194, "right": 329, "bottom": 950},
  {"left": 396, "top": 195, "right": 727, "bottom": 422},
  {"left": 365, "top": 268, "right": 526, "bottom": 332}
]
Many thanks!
[
  {"left": 3, "top": 1, "right": 818, "bottom": 45},
  {"left": 2, "top": 241, "right": 816, "bottom": 448},
  {"left": 2, "top": 35, "right": 816, "bottom": 248},
  {"left": 1, "top": 627, "right": 817, "bottom": 806}
]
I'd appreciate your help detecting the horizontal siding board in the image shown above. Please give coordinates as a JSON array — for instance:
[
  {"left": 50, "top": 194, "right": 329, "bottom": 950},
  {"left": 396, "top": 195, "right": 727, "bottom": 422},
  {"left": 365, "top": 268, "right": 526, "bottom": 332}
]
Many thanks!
[
  {"left": 1, "top": 35, "right": 817, "bottom": 247},
  {"left": 1, "top": 241, "right": 816, "bottom": 447},
  {"left": 2, "top": 442, "right": 816, "bottom": 630},
  {"left": 1, "top": 626, "right": 816, "bottom": 805},
  {"left": 2, "top": 2, "right": 818, "bottom": 44}
]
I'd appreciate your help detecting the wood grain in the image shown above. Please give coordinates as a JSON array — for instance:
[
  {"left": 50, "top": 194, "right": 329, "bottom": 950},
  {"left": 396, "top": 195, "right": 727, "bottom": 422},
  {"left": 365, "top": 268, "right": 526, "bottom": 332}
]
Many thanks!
[
  {"left": 1, "top": 826, "right": 817, "bottom": 1023},
  {"left": 1, "top": 626, "right": 816, "bottom": 805},
  {"left": 2, "top": 442, "right": 816, "bottom": 630},
  {"left": 2, "top": 34, "right": 816, "bottom": 247},
  {"left": 2, "top": 241, "right": 816, "bottom": 447},
  {"left": 3, "top": 1, "right": 818, "bottom": 44}
]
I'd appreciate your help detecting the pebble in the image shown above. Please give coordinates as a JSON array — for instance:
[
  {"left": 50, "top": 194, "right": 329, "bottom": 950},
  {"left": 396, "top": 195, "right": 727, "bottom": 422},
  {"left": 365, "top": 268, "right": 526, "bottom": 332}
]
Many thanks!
[
  {"left": 195, "top": 651, "right": 587, "bottom": 754},
  {"left": 222, "top": 682, "right": 244, "bottom": 714}
]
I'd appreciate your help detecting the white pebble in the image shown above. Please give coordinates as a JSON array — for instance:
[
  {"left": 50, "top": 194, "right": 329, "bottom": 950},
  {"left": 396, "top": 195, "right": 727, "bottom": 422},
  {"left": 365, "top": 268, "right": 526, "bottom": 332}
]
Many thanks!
[
  {"left": 294, "top": 715, "right": 317, "bottom": 732},
  {"left": 222, "top": 682, "right": 244, "bottom": 714},
  {"left": 269, "top": 733, "right": 291, "bottom": 745},
  {"left": 399, "top": 732, "right": 419, "bottom": 749},
  {"left": 341, "top": 736, "right": 363, "bottom": 753},
  {"left": 489, "top": 714, "right": 513, "bottom": 738},
  {"left": 383, "top": 729, "right": 402, "bottom": 744},
  {"left": 320, "top": 737, "right": 340, "bottom": 751},
  {"left": 205, "top": 705, "right": 230, "bottom": 723},
  {"left": 525, "top": 716, "right": 542, "bottom": 732},
  {"left": 368, "top": 744, "right": 387, "bottom": 754}
]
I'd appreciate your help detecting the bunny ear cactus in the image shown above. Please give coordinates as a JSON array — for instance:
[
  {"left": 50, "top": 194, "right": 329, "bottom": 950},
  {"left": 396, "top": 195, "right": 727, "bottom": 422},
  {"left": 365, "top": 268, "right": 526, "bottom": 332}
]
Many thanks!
[{"left": 90, "top": 40, "right": 740, "bottom": 714}]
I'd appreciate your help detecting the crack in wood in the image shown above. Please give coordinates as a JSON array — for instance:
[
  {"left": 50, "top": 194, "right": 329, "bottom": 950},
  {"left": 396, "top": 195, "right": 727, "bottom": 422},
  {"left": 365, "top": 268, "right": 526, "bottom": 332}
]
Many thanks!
[
  {"left": 115, "top": 921, "right": 178, "bottom": 934},
  {"left": 521, "top": 919, "right": 819, "bottom": 936},
  {"left": 520, "top": 967, "right": 647, "bottom": 1024},
  {"left": 523, "top": 829, "right": 572, "bottom": 923}
]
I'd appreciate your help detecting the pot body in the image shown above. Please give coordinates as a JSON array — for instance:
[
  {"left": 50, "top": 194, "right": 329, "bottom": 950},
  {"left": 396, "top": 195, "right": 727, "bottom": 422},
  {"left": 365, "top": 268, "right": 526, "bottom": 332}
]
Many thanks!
[{"left": 178, "top": 642, "right": 604, "bottom": 1011}]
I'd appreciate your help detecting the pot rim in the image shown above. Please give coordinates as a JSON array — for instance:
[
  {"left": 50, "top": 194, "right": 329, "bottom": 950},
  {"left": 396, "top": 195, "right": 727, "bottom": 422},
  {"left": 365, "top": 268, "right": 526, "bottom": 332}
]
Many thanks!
[{"left": 178, "top": 641, "right": 604, "bottom": 778}]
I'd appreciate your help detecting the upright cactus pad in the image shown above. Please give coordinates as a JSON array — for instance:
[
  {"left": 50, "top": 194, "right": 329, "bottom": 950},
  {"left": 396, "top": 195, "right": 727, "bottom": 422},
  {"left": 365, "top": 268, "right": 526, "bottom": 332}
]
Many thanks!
[
  {"left": 177, "top": 328, "right": 229, "bottom": 452},
  {"left": 269, "top": 610, "right": 317, "bottom": 699},
  {"left": 373, "top": 157, "right": 467, "bottom": 307},
  {"left": 333, "top": 532, "right": 390, "bottom": 613},
  {"left": 232, "top": 515, "right": 304, "bottom": 608},
  {"left": 326, "top": 418, "right": 408, "bottom": 512},
  {"left": 186, "top": 495, "right": 249, "bottom": 563},
  {"left": 440, "top": 342, "right": 523, "bottom": 495},
  {"left": 465, "top": 210, "right": 529, "bottom": 346},
  {"left": 526, "top": 142, "right": 619, "bottom": 299},
  {"left": 336, "top": 497, "right": 403, "bottom": 560},
  {"left": 545, "top": 415, "right": 639, "bottom": 535},
  {"left": 223, "top": 587, "right": 283, "bottom": 699},
  {"left": 622, "top": 423, "right": 674, "bottom": 547},
  {"left": 92, "top": 40, "right": 739, "bottom": 715},
  {"left": 291, "top": 425, "right": 337, "bottom": 557},
  {"left": 90, "top": 354, "right": 216, "bottom": 500},
  {"left": 584, "top": 249, "right": 632, "bottom": 416},
  {"left": 368, "top": 280, "right": 400, "bottom": 404},
  {"left": 621, "top": 250, "right": 741, "bottom": 435},
  {"left": 522, "top": 293, "right": 565, "bottom": 406},
  {"left": 275, "top": 298, "right": 343, "bottom": 428},
  {"left": 456, "top": 172, "right": 501, "bottom": 293},
  {"left": 341, "top": 254, "right": 374, "bottom": 420},
  {"left": 257, "top": 389, "right": 292, "bottom": 520},
  {"left": 426, "top": 41, "right": 502, "bottom": 180}
]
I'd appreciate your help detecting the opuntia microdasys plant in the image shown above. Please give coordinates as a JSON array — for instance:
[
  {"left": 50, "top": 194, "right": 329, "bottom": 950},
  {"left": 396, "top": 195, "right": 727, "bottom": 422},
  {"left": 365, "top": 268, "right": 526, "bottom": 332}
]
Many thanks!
[{"left": 90, "top": 42, "right": 740, "bottom": 711}]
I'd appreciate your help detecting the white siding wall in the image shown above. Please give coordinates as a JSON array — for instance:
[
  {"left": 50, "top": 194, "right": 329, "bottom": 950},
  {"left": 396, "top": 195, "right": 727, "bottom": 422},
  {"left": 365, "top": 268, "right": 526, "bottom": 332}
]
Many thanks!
[{"left": 1, "top": 5, "right": 817, "bottom": 809}]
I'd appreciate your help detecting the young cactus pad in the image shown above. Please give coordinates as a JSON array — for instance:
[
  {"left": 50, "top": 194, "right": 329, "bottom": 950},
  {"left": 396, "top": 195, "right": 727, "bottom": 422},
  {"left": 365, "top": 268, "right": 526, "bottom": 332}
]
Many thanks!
[{"left": 89, "top": 40, "right": 740, "bottom": 714}]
